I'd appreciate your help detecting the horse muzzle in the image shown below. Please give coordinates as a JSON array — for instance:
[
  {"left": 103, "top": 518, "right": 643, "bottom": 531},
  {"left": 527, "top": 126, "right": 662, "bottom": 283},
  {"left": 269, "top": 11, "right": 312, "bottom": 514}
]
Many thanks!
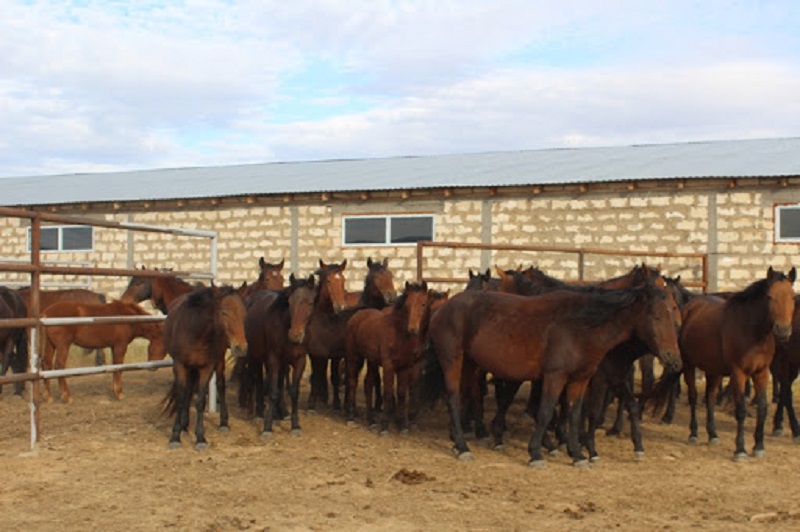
[
  {"left": 661, "top": 352, "right": 682, "bottom": 373},
  {"left": 288, "top": 330, "right": 305, "bottom": 344},
  {"left": 774, "top": 323, "right": 793, "bottom": 343},
  {"left": 384, "top": 291, "right": 397, "bottom": 305},
  {"left": 231, "top": 344, "right": 248, "bottom": 358},
  {"left": 333, "top": 303, "right": 346, "bottom": 314}
]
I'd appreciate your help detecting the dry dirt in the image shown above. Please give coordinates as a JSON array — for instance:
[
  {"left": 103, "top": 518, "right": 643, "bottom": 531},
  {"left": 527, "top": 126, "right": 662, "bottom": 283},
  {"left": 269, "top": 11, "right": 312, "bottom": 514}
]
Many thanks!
[{"left": 3, "top": 354, "right": 800, "bottom": 532}]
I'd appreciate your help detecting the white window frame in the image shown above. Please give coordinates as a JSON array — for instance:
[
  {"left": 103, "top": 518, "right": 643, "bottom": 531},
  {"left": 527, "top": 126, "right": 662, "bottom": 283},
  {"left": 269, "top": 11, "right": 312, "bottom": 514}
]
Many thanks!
[
  {"left": 27, "top": 225, "right": 94, "bottom": 252},
  {"left": 342, "top": 214, "right": 435, "bottom": 247},
  {"left": 775, "top": 204, "right": 800, "bottom": 243}
]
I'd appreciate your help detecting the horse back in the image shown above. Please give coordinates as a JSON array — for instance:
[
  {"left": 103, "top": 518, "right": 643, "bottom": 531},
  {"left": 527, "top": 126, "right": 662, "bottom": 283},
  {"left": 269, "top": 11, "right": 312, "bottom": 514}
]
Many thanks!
[{"left": 679, "top": 296, "right": 729, "bottom": 374}]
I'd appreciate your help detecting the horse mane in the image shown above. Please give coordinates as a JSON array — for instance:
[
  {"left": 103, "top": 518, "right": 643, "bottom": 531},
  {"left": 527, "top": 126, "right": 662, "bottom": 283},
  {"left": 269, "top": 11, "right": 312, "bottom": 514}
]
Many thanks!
[
  {"left": 725, "top": 278, "right": 771, "bottom": 306},
  {"left": 393, "top": 282, "right": 427, "bottom": 310},
  {"left": 186, "top": 286, "right": 216, "bottom": 308},
  {"left": 525, "top": 266, "right": 568, "bottom": 288},
  {"left": 570, "top": 281, "right": 660, "bottom": 328}
]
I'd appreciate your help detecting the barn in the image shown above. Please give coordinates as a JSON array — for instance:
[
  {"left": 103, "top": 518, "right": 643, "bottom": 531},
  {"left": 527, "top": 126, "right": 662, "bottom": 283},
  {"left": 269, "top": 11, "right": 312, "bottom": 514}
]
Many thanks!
[{"left": 1, "top": 136, "right": 799, "bottom": 295}]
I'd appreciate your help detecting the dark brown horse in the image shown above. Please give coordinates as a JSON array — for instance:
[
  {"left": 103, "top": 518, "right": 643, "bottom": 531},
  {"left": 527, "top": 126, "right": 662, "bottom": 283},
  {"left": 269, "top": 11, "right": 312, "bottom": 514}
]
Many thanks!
[
  {"left": 0, "top": 287, "right": 28, "bottom": 396},
  {"left": 770, "top": 295, "right": 800, "bottom": 439},
  {"left": 427, "top": 275, "right": 681, "bottom": 467},
  {"left": 120, "top": 266, "right": 201, "bottom": 314},
  {"left": 240, "top": 258, "right": 286, "bottom": 300},
  {"left": 164, "top": 286, "right": 247, "bottom": 450},
  {"left": 40, "top": 300, "right": 166, "bottom": 403},
  {"left": 651, "top": 267, "right": 796, "bottom": 461},
  {"left": 345, "top": 282, "right": 430, "bottom": 434},
  {"left": 345, "top": 257, "right": 397, "bottom": 309},
  {"left": 242, "top": 274, "right": 315, "bottom": 437}
]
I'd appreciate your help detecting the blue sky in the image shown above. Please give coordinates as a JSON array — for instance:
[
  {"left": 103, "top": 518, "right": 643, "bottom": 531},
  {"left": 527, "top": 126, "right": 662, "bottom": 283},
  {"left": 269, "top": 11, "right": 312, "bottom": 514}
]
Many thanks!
[{"left": 1, "top": 0, "right": 799, "bottom": 178}]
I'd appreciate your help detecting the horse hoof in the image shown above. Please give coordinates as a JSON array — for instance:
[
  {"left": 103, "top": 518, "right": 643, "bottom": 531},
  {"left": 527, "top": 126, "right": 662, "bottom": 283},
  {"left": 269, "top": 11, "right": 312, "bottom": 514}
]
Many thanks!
[
  {"left": 753, "top": 449, "right": 766, "bottom": 458},
  {"left": 195, "top": 442, "right": 208, "bottom": 452},
  {"left": 261, "top": 431, "right": 274, "bottom": 440},
  {"left": 217, "top": 425, "right": 230, "bottom": 433},
  {"left": 634, "top": 451, "right": 645, "bottom": 461},
  {"left": 708, "top": 437, "right": 720, "bottom": 446},
  {"left": 369, "top": 423, "right": 378, "bottom": 431},
  {"left": 573, "top": 459, "right": 591, "bottom": 469},
  {"left": 400, "top": 429, "right": 410, "bottom": 436},
  {"left": 590, "top": 455, "right": 601, "bottom": 463},
  {"left": 457, "top": 451, "right": 474, "bottom": 461},
  {"left": 687, "top": 436, "right": 699, "bottom": 445},
  {"left": 528, "top": 459, "right": 546, "bottom": 469},
  {"left": 733, "top": 452, "right": 749, "bottom": 462},
  {"left": 379, "top": 430, "right": 389, "bottom": 438},
  {"left": 548, "top": 449, "right": 561, "bottom": 458},
  {"left": 346, "top": 420, "right": 357, "bottom": 427},
  {"left": 558, "top": 443, "right": 568, "bottom": 452},
  {"left": 773, "top": 429, "right": 784, "bottom": 437},
  {"left": 493, "top": 444, "right": 505, "bottom": 453},
  {"left": 792, "top": 436, "right": 800, "bottom": 444},
  {"left": 168, "top": 441, "right": 181, "bottom": 450},
  {"left": 290, "top": 428, "right": 302, "bottom": 437}
]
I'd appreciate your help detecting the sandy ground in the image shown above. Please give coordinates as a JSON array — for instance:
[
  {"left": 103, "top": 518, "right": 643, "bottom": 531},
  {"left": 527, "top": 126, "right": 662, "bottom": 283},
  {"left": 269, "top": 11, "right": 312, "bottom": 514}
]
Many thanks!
[{"left": 3, "top": 354, "right": 800, "bottom": 532}]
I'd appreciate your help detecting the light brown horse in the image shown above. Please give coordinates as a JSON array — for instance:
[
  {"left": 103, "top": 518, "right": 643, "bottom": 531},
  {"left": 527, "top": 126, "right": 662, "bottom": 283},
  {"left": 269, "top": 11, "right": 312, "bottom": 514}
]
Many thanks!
[
  {"left": 652, "top": 267, "right": 796, "bottom": 461},
  {"left": 345, "top": 282, "right": 430, "bottom": 434},
  {"left": 40, "top": 299, "right": 166, "bottom": 403},
  {"left": 164, "top": 286, "right": 247, "bottom": 450},
  {"left": 240, "top": 258, "right": 286, "bottom": 300},
  {"left": 120, "top": 266, "right": 200, "bottom": 314},
  {"left": 344, "top": 257, "right": 397, "bottom": 309}
]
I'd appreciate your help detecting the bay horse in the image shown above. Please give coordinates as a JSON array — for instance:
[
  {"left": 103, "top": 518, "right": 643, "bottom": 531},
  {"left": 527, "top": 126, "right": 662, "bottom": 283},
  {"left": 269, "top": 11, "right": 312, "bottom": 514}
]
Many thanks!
[
  {"left": 0, "top": 287, "right": 29, "bottom": 397},
  {"left": 120, "top": 266, "right": 201, "bottom": 314},
  {"left": 242, "top": 274, "right": 315, "bottom": 437},
  {"left": 345, "top": 257, "right": 397, "bottom": 309},
  {"left": 164, "top": 286, "right": 247, "bottom": 450},
  {"left": 427, "top": 274, "right": 681, "bottom": 467},
  {"left": 465, "top": 268, "right": 499, "bottom": 292},
  {"left": 40, "top": 299, "right": 166, "bottom": 403},
  {"left": 18, "top": 286, "right": 108, "bottom": 366},
  {"left": 770, "top": 295, "right": 800, "bottom": 439},
  {"left": 240, "top": 258, "right": 286, "bottom": 300},
  {"left": 345, "top": 282, "right": 429, "bottom": 434},
  {"left": 650, "top": 267, "right": 796, "bottom": 461}
]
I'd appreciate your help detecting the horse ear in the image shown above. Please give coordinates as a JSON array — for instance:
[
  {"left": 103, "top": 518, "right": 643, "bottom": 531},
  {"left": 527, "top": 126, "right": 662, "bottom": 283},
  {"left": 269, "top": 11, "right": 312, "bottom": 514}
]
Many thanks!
[
  {"left": 674, "top": 275, "right": 681, "bottom": 283},
  {"left": 289, "top": 273, "right": 296, "bottom": 285},
  {"left": 367, "top": 257, "right": 373, "bottom": 268},
  {"left": 383, "top": 257, "right": 389, "bottom": 268},
  {"left": 341, "top": 258, "right": 347, "bottom": 270},
  {"left": 319, "top": 259, "right": 325, "bottom": 269},
  {"left": 278, "top": 258, "right": 284, "bottom": 270},
  {"left": 421, "top": 281, "right": 428, "bottom": 291},
  {"left": 495, "top": 265, "right": 505, "bottom": 279},
  {"left": 790, "top": 267, "right": 797, "bottom": 283},
  {"left": 307, "top": 275, "right": 315, "bottom": 288},
  {"left": 405, "top": 280, "right": 410, "bottom": 290},
  {"left": 768, "top": 266, "right": 776, "bottom": 279},
  {"left": 468, "top": 269, "right": 476, "bottom": 279},
  {"left": 259, "top": 257, "right": 266, "bottom": 269}
]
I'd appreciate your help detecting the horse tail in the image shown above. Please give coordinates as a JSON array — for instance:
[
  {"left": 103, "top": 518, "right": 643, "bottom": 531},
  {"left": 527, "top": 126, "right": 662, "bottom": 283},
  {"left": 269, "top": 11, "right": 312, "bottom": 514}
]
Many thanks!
[
  {"left": 420, "top": 340, "right": 446, "bottom": 408},
  {"left": 161, "top": 380, "right": 177, "bottom": 416},
  {"left": 645, "top": 368, "right": 682, "bottom": 416}
]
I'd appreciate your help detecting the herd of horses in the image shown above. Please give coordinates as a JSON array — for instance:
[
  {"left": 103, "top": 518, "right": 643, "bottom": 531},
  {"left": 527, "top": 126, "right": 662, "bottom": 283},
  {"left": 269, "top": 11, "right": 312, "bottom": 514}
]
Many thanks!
[{"left": 0, "top": 257, "right": 798, "bottom": 468}]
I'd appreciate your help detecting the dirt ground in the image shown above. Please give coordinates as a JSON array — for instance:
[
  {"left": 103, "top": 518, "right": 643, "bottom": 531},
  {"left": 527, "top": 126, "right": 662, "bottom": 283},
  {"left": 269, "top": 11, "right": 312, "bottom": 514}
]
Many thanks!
[{"left": 3, "top": 354, "right": 800, "bottom": 532}]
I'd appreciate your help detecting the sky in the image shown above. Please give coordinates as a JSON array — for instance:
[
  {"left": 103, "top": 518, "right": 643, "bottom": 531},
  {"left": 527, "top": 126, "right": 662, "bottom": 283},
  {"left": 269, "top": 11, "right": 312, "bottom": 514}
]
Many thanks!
[{"left": 1, "top": 0, "right": 799, "bottom": 179}]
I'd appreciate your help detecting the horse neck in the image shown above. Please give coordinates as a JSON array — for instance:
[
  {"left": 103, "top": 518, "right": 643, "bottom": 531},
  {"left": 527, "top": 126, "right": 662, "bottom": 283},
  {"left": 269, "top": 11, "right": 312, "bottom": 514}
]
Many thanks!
[
  {"left": 359, "top": 287, "right": 385, "bottom": 309},
  {"left": 574, "top": 291, "right": 647, "bottom": 352},
  {"left": 154, "top": 279, "right": 193, "bottom": 312},
  {"left": 314, "top": 278, "right": 336, "bottom": 313},
  {"left": 725, "top": 294, "right": 773, "bottom": 342}
]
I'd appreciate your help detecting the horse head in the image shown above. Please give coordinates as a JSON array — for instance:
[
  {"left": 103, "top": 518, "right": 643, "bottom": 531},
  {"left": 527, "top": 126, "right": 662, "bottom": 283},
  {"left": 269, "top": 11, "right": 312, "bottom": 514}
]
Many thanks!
[
  {"left": 258, "top": 257, "right": 285, "bottom": 291},
  {"left": 287, "top": 273, "right": 315, "bottom": 345},
  {"left": 316, "top": 259, "right": 348, "bottom": 314},
  {"left": 767, "top": 266, "right": 797, "bottom": 341},
  {"left": 399, "top": 281, "right": 429, "bottom": 335},
  {"left": 637, "top": 277, "right": 682, "bottom": 373},
  {"left": 365, "top": 257, "right": 396, "bottom": 305},
  {"left": 120, "top": 265, "right": 153, "bottom": 302}
]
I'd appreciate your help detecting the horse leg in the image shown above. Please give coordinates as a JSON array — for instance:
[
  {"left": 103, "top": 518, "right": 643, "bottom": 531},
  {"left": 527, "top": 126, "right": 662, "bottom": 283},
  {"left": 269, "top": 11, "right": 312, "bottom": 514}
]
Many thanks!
[
  {"left": 607, "top": 366, "right": 633, "bottom": 436},
  {"left": 785, "top": 367, "right": 800, "bottom": 440},
  {"left": 307, "top": 356, "right": 328, "bottom": 411},
  {"left": 491, "top": 379, "right": 521, "bottom": 451},
  {"left": 215, "top": 359, "right": 228, "bottom": 431},
  {"left": 685, "top": 367, "right": 699, "bottom": 443},
  {"left": 194, "top": 366, "right": 214, "bottom": 450},
  {"left": 440, "top": 354, "right": 471, "bottom": 459},
  {"left": 396, "top": 368, "right": 411, "bottom": 434},
  {"left": 729, "top": 369, "right": 750, "bottom": 460},
  {"left": 773, "top": 375, "right": 786, "bottom": 437},
  {"left": 55, "top": 346, "right": 72, "bottom": 404},
  {"left": 563, "top": 380, "right": 590, "bottom": 465},
  {"left": 365, "top": 362, "right": 378, "bottom": 428},
  {"left": 704, "top": 374, "right": 723, "bottom": 444},
  {"left": 638, "top": 354, "right": 656, "bottom": 416},
  {"left": 169, "top": 365, "right": 190, "bottom": 448},
  {"left": 619, "top": 380, "right": 645, "bottom": 458},
  {"left": 330, "top": 356, "right": 343, "bottom": 411},
  {"left": 254, "top": 360, "right": 266, "bottom": 419},
  {"left": 380, "top": 363, "right": 395, "bottom": 436},
  {"left": 752, "top": 368, "right": 770, "bottom": 457},
  {"left": 111, "top": 344, "right": 126, "bottom": 400},
  {"left": 262, "top": 355, "right": 280, "bottom": 437},
  {"left": 528, "top": 374, "right": 567, "bottom": 468},
  {"left": 660, "top": 377, "right": 679, "bottom": 425},
  {"left": 583, "top": 375, "right": 607, "bottom": 462},
  {"left": 289, "top": 354, "right": 306, "bottom": 435},
  {"left": 345, "top": 355, "right": 363, "bottom": 423}
]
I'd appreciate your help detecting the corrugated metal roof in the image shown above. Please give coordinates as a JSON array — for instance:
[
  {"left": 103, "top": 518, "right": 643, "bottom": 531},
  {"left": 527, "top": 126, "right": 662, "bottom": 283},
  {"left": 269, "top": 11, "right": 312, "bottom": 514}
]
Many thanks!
[{"left": 2, "top": 137, "right": 799, "bottom": 207}]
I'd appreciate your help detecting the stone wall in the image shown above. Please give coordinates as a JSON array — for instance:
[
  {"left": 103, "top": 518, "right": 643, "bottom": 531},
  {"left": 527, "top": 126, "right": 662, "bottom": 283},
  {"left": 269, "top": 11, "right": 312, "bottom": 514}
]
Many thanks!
[{"left": 1, "top": 182, "right": 797, "bottom": 303}]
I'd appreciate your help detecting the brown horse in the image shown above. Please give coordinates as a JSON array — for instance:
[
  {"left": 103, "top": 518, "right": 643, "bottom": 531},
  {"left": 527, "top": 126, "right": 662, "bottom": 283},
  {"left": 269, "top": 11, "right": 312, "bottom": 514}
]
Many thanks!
[
  {"left": 243, "top": 274, "right": 315, "bottom": 437},
  {"left": 40, "top": 300, "right": 166, "bottom": 403},
  {"left": 240, "top": 258, "right": 286, "bottom": 300},
  {"left": 770, "top": 295, "right": 800, "bottom": 439},
  {"left": 18, "top": 286, "right": 108, "bottom": 366},
  {"left": 120, "top": 266, "right": 201, "bottom": 314},
  {"left": 164, "top": 286, "right": 247, "bottom": 450},
  {"left": 0, "top": 287, "right": 28, "bottom": 396},
  {"left": 427, "top": 275, "right": 681, "bottom": 467},
  {"left": 345, "top": 282, "right": 430, "bottom": 434},
  {"left": 344, "top": 257, "right": 397, "bottom": 309},
  {"left": 651, "top": 267, "right": 796, "bottom": 461}
]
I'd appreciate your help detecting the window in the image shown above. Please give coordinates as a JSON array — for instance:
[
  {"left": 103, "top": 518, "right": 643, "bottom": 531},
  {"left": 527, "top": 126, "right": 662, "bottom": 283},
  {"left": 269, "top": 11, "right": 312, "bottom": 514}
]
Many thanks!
[
  {"left": 776, "top": 205, "right": 800, "bottom": 243},
  {"left": 27, "top": 226, "right": 94, "bottom": 252},
  {"left": 343, "top": 215, "right": 434, "bottom": 246}
]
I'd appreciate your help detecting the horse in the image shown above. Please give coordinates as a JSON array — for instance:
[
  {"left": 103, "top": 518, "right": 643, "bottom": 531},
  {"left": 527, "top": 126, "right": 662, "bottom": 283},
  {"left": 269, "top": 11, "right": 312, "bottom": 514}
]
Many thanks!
[
  {"left": 242, "top": 274, "right": 315, "bottom": 437},
  {"left": 40, "top": 300, "right": 166, "bottom": 404},
  {"left": 650, "top": 267, "right": 796, "bottom": 461},
  {"left": 17, "top": 286, "right": 108, "bottom": 366},
  {"left": 0, "top": 287, "right": 29, "bottom": 397},
  {"left": 164, "top": 286, "right": 247, "bottom": 450},
  {"left": 240, "top": 258, "right": 286, "bottom": 300},
  {"left": 426, "top": 274, "right": 681, "bottom": 467},
  {"left": 120, "top": 266, "right": 201, "bottom": 314},
  {"left": 345, "top": 257, "right": 397, "bottom": 309},
  {"left": 345, "top": 282, "right": 430, "bottom": 434},
  {"left": 770, "top": 295, "right": 800, "bottom": 439},
  {"left": 465, "top": 268, "right": 499, "bottom": 292}
]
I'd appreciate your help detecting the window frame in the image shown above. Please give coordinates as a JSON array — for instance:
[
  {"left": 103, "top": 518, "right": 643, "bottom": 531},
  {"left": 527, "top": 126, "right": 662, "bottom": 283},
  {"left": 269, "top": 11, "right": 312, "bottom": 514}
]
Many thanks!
[
  {"left": 27, "top": 225, "right": 94, "bottom": 252},
  {"left": 341, "top": 214, "right": 435, "bottom": 247}
]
